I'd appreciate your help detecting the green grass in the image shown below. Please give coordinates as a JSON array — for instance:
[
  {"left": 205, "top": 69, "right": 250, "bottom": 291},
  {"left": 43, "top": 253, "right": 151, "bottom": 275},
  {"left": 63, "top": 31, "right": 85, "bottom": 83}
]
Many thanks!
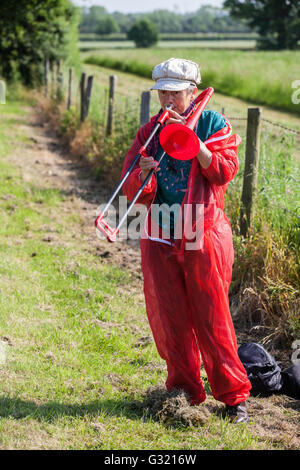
[
  {"left": 0, "top": 86, "right": 287, "bottom": 450},
  {"left": 83, "top": 48, "right": 300, "bottom": 116},
  {"left": 79, "top": 40, "right": 256, "bottom": 51},
  {"left": 78, "top": 32, "right": 259, "bottom": 50}
]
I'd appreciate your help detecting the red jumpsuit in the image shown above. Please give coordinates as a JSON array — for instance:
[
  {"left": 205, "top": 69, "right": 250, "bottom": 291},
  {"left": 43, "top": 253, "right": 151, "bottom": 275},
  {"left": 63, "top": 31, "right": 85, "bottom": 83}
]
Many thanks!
[{"left": 121, "top": 113, "right": 251, "bottom": 406}]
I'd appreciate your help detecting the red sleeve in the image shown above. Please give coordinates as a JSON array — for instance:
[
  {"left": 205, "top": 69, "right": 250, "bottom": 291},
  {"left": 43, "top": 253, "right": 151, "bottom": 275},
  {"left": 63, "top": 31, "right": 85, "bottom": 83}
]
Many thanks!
[
  {"left": 121, "top": 120, "right": 157, "bottom": 204},
  {"left": 201, "top": 134, "right": 241, "bottom": 186}
]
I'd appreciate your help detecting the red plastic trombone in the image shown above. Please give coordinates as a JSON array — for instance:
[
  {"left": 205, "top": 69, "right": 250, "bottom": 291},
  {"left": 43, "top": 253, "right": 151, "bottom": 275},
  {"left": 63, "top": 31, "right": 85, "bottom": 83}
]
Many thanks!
[
  {"left": 95, "top": 87, "right": 214, "bottom": 242},
  {"left": 95, "top": 106, "right": 172, "bottom": 242}
]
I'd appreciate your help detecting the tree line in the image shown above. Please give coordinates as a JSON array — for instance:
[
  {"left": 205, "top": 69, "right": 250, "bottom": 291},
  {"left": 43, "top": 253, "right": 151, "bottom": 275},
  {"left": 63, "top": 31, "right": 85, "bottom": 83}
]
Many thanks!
[
  {"left": 79, "top": 5, "right": 251, "bottom": 35},
  {"left": 79, "top": 2, "right": 300, "bottom": 50}
]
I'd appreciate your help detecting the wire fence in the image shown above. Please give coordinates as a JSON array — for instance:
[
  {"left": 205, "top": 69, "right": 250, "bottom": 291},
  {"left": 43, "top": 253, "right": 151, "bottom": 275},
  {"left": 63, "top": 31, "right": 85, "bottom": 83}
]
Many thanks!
[{"left": 228, "top": 115, "right": 300, "bottom": 137}]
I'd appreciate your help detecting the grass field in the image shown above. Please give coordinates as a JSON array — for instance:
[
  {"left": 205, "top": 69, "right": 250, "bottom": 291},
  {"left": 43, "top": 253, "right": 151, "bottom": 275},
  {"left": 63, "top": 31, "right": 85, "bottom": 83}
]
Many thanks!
[
  {"left": 79, "top": 40, "right": 256, "bottom": 51},
  {"left": 1, "top": 84, "right": 299, "bottom": 450},
  {"left": 83, "top": 48, "right": 300, "bottom": 116},
  {"left": 78, "top": 32, "right": 259, "bottom": 50}
]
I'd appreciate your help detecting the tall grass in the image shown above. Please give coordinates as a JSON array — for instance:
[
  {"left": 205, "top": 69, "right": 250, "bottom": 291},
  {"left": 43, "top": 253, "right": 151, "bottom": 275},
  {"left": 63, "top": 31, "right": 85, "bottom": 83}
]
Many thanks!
[{"left": 226, "top": 131, "right": 300, "bottom": 343}]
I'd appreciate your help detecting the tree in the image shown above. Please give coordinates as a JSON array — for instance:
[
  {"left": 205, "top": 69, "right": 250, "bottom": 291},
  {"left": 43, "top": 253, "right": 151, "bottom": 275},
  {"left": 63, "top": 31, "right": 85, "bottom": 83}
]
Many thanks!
[
  {"left": 79, "top": 5, "right": 107, "bottom": 33},
  {"left": 142, "top": 10, "right": 182, "bottom": 33},
  {"left": 224, "top": 0, "right": 300, "bottom": 50},
  {"left": 111, "top": 12, "right": 135, "bottom": 33},
  {"left": 96, "top": 16, "right": 120, "bottom": 36},
  {"left": 127, "top": 20, "right": 159, "bottom": 48},
  {"left": 0, "top": 0, "right": 80, "bottom": 85}
]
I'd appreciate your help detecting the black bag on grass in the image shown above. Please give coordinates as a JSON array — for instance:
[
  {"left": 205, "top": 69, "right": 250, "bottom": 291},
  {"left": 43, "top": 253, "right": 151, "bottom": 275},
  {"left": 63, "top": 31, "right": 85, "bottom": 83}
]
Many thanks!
[
  {"left": 238, "top": 342, "right": 283, "bottom": 396},
  {"left": 281, "top": 364, "right": 300, "bottom": 399}
]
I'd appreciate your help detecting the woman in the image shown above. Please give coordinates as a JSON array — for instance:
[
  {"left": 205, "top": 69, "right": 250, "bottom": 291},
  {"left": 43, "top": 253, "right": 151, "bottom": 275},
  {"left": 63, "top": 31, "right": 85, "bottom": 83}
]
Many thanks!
[{"left": 121, "top": 58, "right": 251, "bottom": 423}]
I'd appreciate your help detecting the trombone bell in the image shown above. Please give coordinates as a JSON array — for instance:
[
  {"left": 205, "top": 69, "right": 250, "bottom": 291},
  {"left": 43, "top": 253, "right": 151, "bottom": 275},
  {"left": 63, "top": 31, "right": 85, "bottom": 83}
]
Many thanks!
[
  {"left": 159, "top": 87, "right": 214, "bottom": 161},
  {"left": 159, "top": 124, "right": 200, "bottom": 161}
]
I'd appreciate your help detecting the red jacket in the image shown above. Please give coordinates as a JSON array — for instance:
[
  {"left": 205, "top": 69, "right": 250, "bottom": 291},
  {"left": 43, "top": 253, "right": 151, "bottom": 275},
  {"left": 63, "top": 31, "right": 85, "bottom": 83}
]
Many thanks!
[{"left": 121, "top": 113, "right": 241, "bottom": 253}]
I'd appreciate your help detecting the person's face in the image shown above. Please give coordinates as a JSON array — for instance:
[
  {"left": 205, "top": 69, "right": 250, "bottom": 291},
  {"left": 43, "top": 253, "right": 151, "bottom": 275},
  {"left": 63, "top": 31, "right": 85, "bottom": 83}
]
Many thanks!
[{"left": 158, "top": 87, "right": 197, "bottom": 114}]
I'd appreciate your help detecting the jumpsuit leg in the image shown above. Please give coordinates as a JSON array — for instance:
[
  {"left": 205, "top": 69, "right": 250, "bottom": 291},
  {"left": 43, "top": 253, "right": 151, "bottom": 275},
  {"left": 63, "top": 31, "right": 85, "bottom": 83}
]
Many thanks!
[
  {"left": 183, "top": 223, "right": 251, "bottom": 406},
  {"left": 140, "top": 237, "right": 206, "bottom": 405}
]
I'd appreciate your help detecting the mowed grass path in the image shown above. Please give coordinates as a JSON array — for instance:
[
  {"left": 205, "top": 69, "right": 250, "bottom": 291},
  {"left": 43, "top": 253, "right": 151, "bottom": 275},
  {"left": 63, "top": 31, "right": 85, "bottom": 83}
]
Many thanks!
[{"left": 0, "top": 89, "right": 284, "bottom": 450}]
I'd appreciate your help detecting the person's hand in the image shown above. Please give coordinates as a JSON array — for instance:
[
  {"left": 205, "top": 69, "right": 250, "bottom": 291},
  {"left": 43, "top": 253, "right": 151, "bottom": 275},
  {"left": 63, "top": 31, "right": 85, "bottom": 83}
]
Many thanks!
[
  {"left": 165, "top": 108, "right": 187, "bottom": 126},
  {"left": 196, "top": 141, "right": 212, "bottom": 169},
  {"left": 139, "top": 156, "right": 160, "bottom": 182}
]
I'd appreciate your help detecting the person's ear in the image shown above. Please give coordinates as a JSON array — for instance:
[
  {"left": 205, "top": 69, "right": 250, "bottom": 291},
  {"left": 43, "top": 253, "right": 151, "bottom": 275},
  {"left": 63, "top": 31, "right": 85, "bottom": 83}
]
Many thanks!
[{"left": 190, "top": 87, "right": 197, "bottom": 102}]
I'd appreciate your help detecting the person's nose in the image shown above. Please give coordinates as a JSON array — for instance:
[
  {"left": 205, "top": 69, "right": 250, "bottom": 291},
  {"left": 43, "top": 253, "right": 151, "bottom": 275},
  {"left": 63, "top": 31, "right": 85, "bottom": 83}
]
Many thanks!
[{"left": 166, "top": 92, "right": 175, "bottom": 106}]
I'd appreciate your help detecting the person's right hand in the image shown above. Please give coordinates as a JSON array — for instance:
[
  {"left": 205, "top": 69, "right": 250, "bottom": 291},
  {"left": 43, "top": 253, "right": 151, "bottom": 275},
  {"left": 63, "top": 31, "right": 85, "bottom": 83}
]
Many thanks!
[{"left": 139, "top": 156, "right": 159, "bottom": 182}]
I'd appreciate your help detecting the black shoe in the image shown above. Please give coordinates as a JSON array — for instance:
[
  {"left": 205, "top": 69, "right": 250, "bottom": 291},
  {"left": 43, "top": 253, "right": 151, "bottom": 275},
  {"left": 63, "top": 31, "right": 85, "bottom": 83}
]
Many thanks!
[{"left": 225, "top": 401, "right": 249, "bottom": 424}]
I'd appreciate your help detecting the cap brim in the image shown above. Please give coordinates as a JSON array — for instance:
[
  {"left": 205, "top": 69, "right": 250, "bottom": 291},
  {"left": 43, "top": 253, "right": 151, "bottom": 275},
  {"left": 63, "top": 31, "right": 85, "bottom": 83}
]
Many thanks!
[{"left": 150, "top": 78, "right": 191, "bottom": 91}]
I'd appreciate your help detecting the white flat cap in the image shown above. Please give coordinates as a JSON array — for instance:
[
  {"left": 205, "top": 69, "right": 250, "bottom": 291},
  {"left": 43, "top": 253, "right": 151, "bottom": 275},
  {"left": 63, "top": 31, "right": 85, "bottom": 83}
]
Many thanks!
[{"left": 151, "top": 58, "right": 201, "bottom": 91}]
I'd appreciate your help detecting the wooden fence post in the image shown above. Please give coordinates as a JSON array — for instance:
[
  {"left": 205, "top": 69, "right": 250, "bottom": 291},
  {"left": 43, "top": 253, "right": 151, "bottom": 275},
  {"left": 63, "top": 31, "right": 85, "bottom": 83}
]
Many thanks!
[
  {"left": 79, "top": 73, "right": 93, "bottom": 120},
  {"left": 56, "top": 60, "right": 61, "bottom": 98},
  {"left": 84, "top": 75, "right": 94, "bottom": 119},
  {"left": 50, "top": 60, "right": 54, "bottom": 95},
  {"left": 56, "top": 60, "right": 61, "bottom": 80},
  {"left": 140, "top": 91, "right": 151, "bottom": 126},
  {"left": 80, "top": 72, "right": 87, "bottom": 122},
  {"left": 44, "top": 59, "right": 49, "bottom": 97},
  {"left": 67, "top": 68, "right": 72, "bottom": 110},
  {"left": 240, "top": 107, "right": 262, "bottom": 237},
  {"left": 106, "top": 75, "right": 116, "bottom": 136},
  {"left": 103, "top": 88, "right": 108, "bottom": 126},
  {"left": 57, "top": 71, "right": 63, "bottom": 101}
]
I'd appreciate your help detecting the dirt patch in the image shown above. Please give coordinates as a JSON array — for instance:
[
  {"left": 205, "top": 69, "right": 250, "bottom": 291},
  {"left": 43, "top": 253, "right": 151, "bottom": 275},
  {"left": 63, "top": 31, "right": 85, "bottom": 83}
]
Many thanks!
[{"left": 247, "top": 395, "right": 300, "bottom": 449}]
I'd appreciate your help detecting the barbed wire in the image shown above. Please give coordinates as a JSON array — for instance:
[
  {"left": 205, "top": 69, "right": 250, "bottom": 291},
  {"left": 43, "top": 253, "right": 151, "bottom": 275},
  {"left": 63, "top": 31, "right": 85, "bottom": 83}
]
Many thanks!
[
  {"left": 261, "top": 117, "right": 300, "bottom": 136},
  {"left": 228, "top": 115, "right": 300, "bottom": 136},
  {"left": 253, "top": 193, "right": 300, "bottom": 220},
  {"left": 277, "top": 205, "right": 300, "bottom": 220},
  {"left": 227, "top": 116, "right": 247, "bottom": 121},
  {"left": 259, "top": 165, "right": 300, "bottom": 183}
]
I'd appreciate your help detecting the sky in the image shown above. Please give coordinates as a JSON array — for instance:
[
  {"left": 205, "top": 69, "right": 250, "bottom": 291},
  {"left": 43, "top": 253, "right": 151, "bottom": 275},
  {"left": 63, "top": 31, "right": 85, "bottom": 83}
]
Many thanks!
[{"left": 71, "top": 0, "right": 224, "bottom": 15}]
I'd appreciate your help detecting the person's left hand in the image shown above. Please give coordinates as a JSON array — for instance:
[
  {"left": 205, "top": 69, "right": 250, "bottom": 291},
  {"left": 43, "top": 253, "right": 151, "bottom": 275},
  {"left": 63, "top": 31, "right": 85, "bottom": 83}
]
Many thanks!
[{"left": 165, "top": 109, "right": 187, "bottom": 126}]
